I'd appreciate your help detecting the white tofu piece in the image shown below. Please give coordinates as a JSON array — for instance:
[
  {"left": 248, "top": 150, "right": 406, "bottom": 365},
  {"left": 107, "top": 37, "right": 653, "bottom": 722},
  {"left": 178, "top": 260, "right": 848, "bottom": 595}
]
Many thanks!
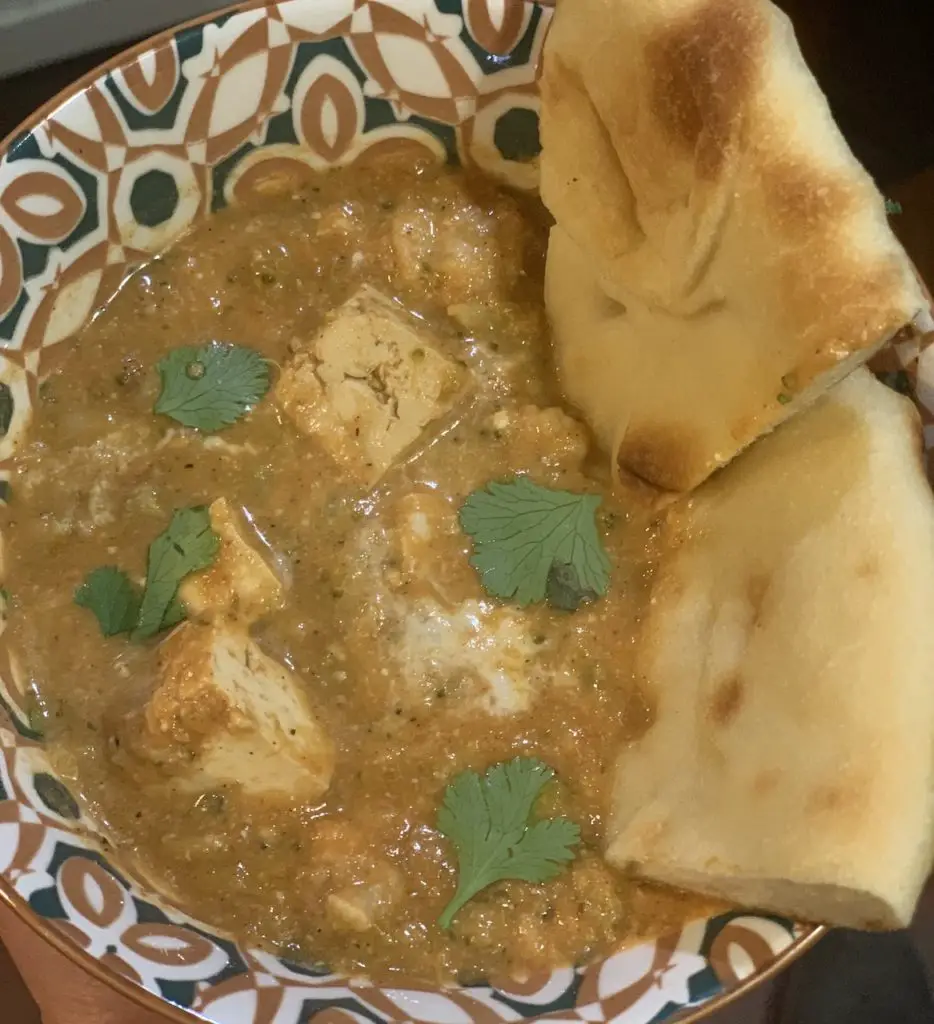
[
  {"left": 326, "top": 863, "right": 404, "bottom": 932},
  {"left": 276, "top": 287, "right": 469, "bottom": 486},
  {"left": 125, "top": 622, "right": 334, "bottom": 801},
  {"left": 179, "top": 498, "right": 283, "bottom": 623}
]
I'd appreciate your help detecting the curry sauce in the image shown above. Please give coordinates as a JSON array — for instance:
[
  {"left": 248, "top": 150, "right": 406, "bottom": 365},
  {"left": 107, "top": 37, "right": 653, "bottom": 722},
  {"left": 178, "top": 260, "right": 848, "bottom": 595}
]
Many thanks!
[{"left": 3, "top": 161, "right": 718, "bottom": 983}]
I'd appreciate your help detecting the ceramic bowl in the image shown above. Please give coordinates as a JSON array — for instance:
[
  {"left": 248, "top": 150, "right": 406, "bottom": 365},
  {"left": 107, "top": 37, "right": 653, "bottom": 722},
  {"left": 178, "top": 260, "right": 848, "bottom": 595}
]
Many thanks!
[{"left": 0, "top": 1, "right": 849, "bottom": 1020}]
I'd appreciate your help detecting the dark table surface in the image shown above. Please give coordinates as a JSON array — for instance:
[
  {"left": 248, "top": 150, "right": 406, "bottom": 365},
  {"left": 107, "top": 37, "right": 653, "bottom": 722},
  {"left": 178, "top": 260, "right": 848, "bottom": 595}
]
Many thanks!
[{"left": 2, "top": 2, "right": 934, "bottom": 1022}]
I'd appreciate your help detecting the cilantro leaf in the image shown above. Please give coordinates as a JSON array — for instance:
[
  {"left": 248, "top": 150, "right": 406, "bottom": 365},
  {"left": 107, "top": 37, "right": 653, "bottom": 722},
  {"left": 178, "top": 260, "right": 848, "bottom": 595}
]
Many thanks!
[
  {"left": 436, "top": 757, "right": 580, "bottom": 929},
  {"left": 160, "top": 595, "right": 187, "bottom": 631},
  {"left": 885, "top": 198, "right": 903, "bottom": 216},
  {"left": 459, "top": 476, "right": 611, "bottom": 609},
  {"left": 74, "top": 567, "right": 142, "bottom": 637},
  {"left": 155, "top": 342, "right": 270, "bottom": 432},
  {"left": 546, "top": 562, "right": 598, "bottom": 611},
  {"left": 132, "top": 507, "right": 220, "bottom": 641}
]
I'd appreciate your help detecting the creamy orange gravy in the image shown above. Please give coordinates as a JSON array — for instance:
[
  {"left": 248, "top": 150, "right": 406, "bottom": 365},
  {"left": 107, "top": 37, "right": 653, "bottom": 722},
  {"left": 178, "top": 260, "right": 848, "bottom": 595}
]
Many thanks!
[{"left": 3, "top": 160, "right": 717, "bottom": 983}]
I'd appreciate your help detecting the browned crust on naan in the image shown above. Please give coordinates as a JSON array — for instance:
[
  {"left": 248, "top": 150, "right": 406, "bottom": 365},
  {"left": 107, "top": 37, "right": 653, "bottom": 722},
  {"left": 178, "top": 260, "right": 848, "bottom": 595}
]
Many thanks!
[{"left": 541, "top": 0, "right": 925, "bottom": 491}]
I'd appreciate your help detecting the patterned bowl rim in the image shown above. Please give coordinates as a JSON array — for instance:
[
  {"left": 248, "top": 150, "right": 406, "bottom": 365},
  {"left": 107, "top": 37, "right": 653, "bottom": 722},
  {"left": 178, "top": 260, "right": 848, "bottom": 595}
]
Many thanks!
[
  {"left": 0, "top": 872, "right": 826, "bottom": 1022},
  {"left": 0, "top": 0, "right": 827, "bottom": 1019}
]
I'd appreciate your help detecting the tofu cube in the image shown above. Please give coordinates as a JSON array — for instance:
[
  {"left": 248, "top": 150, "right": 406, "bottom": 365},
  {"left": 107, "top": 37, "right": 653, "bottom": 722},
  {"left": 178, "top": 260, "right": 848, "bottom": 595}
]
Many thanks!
[
  {"left": 179, "top": 498, "right": 283, "bottom": 623},
  {"left": 276, "top": 287, "right": 469, "bottom": 486},
  {"left": 122, "top": 622, "right": 334, "bottom": 801}
]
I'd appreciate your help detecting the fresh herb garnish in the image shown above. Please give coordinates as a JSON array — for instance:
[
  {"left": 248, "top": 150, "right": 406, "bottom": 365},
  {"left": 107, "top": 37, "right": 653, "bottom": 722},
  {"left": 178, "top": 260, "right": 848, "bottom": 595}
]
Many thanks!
[
  {"left": 160, "top": 594, "right": 187, "bottom": 631},
  {"left": 459, "top": 476, "right": 610, "bottom": 609},
  {"left": 155, "top": 342, "right": 270, "bottom": 432},
  {"left": 74, "top": 566, "right": 142, "bottom": 637},
  {"left": 74, "top": 508, "right": 218, "bottom": 641},
  {"left": 436, "top": 757, "right": 580, "bottom": 929},
  {"left": 885, "top": 198, "right": 903, "bottom": 215},
  {"left": 545, "top": 562, "right": 597, "bottom": 611},
  {"left": 133, "top": 507, "right": 220, "bottom": 641}
]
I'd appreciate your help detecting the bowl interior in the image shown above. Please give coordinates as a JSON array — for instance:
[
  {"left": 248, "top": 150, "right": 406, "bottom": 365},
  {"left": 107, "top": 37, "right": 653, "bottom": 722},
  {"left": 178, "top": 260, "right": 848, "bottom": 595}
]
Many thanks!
[{"left": 0, "top": 1, "right": 822, "bottom": 1021}]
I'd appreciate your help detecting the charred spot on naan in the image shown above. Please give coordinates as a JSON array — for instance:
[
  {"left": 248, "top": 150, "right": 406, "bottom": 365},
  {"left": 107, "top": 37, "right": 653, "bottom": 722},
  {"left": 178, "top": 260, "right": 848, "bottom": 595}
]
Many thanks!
[
  {"left": 616, "top": 421, "right": 709, "bottom": 494},
  {"left": 752, "top": 768, "right": 782, "bottom": 797},
  {"left": 759, "top": 161, "right": 858, "bottom": 242},
  {"left": 647, "top": 0, "right": 763, "bottom": 180},
  {"left": 757, "top": 172, "right": 921, "bottom": 369},
  {"left": 708, "top": 675, "right": 745, "bottom": 728},
  {"left": 621, "top": 681, "right": 658, "bottom": 744},
  {"left": 746, "top": 574, "right": 771, "bottom": 626},
  {"left": 855, "top": 555, "right": 882, "bottom": 580},
  {"left": 805, "top": 770, "right": 875, "bottom": 842}
]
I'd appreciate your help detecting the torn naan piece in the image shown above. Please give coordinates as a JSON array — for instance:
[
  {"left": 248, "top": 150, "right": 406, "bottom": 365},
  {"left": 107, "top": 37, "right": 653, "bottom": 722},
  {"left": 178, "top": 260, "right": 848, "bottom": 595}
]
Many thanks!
[
  {"left": 607, "top": 369, "right": 934, "bottom": 929},
  {"left": 541, "top": 0, "right": 930, "bottom": 492}
]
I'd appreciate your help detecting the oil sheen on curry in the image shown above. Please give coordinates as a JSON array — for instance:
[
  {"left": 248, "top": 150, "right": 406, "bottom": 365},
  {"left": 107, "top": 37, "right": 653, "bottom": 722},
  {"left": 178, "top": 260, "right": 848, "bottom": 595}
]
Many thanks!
[{"left": 3, "top": 159, "right": 716, "bottom": 983}]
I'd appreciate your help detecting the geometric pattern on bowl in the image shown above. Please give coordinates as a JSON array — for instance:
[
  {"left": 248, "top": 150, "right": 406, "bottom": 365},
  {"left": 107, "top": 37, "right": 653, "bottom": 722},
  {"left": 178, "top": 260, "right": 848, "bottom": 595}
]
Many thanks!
[{"left": 12, "top": 0, "right": 928, "bottom": 1019}]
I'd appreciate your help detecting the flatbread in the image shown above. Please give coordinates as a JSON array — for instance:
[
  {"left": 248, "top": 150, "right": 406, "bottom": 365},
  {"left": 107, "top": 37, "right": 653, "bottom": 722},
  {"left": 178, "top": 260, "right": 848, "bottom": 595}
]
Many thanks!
[
  {"left": 606, "top": 369, "right": 934, "bottom": 929},
  {"left": 541, "top": 0, "right": 929, "bottom": 492}
]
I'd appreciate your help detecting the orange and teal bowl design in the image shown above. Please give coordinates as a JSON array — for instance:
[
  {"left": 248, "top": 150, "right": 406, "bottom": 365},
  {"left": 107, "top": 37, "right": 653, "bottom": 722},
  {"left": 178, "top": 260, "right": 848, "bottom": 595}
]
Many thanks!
[{"left": 0, "top": 1, "right": 828, "bottom": 1020}]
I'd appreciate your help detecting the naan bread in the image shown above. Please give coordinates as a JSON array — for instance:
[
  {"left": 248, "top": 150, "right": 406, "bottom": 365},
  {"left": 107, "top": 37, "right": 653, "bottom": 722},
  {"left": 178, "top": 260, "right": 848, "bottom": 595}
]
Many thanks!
[
  {"left": 606, "top": 369, "right": 934, "bottom": 928},
  {"left": 541, "top": 0, "right": 929, "bottom": 492}
]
